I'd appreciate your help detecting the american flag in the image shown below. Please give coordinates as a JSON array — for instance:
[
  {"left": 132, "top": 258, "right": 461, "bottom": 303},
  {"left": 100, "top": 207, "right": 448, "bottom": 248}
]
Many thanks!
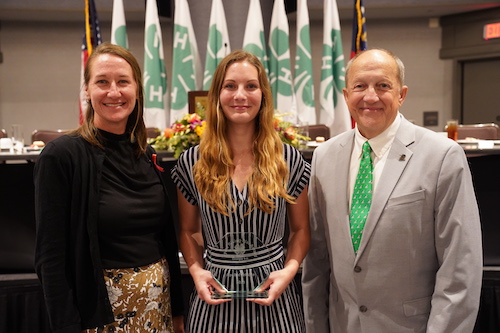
[
  {"left": 351, "top": 0, "right": 367, "bottom": 58},
  {"left": 79, "top": 0, "right": 102, "bottom": 124},
  {"left": 350, "top": 0, "right": 367, "bottom": 128}
]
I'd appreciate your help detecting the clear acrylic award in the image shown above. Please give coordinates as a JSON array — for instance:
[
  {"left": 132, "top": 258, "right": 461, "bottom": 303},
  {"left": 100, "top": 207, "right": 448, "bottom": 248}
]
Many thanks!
[{"left": 208, "top": 232, "right": 270, "bottom": 299}]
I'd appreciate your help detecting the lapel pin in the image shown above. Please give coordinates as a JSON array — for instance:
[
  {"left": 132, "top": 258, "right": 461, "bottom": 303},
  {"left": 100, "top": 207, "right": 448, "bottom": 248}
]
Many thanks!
[{"left": 399, "top": 154, "right": 406, "bottom": 161}]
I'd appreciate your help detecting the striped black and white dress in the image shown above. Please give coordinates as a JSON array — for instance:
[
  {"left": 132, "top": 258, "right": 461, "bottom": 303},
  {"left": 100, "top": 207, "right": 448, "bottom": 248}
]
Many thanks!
[{"left": 171, "top": 144, "right": 310, "bottom": 333}]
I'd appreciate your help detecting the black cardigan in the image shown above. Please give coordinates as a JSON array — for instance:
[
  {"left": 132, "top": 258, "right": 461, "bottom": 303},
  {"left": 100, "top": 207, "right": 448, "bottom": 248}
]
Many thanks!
[{"left": 34, "top": 134, "right": 184, "bottom": 333}]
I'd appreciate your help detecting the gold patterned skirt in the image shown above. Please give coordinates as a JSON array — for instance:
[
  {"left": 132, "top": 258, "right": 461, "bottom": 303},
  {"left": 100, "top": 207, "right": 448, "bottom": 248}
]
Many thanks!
[{"left": 82, "top": 257, "right": 173, "bottom": 333}]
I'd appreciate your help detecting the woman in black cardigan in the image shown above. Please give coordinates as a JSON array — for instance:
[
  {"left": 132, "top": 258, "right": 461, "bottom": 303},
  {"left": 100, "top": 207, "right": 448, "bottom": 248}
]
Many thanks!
[{"left": 34, "top": 43, "right": 184, "bottom": 333}]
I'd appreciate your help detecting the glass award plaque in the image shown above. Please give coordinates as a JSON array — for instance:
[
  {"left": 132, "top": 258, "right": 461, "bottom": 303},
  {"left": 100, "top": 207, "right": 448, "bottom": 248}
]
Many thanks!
[{"left": 208, "top": 232, "right": 270, "bottom": 299}]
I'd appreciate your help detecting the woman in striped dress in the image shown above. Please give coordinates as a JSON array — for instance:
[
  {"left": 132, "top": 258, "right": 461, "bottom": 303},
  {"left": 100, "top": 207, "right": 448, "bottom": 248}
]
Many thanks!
[{"left": 171, "top": 50, "right": 310, "bottom": 332}]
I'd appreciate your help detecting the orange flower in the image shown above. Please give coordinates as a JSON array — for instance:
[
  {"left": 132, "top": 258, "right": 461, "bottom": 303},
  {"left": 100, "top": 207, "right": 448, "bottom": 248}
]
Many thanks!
[
  {"left": 163, "top": 127, "right": 174, "bottom": 139},
  {"left": 284, "top": 126, "right": 295, "bottom": 140},
  {"left": 273, "top": 118, "right": 280, "bottom": 129},
  {"left": 187, "top": 113, "right": 201, "bottom": 123}
]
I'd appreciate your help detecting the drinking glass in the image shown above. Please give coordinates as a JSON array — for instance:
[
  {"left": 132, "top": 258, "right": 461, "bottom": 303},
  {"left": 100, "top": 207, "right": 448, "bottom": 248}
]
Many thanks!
[
  {"left": 296, "top": 121, "right": 310, "bottom": 149},
  {"left": 446, "top": 120, "right": 458, "bottom": 141},
  {"left": 11, "top": 124, "right": 24, "bottom": 153}
]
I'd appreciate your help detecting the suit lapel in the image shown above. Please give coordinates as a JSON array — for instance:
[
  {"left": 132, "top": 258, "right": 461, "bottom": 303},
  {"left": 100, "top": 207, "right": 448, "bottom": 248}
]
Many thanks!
[
  {"left": 355, "top": 118, "right": 416, "bottom": 259},
  {"left": 335, "top": 133, "right": 355, "bottom": 251},
  {"left": 317, "top": 131, "right": 355, "bottom": 258}
]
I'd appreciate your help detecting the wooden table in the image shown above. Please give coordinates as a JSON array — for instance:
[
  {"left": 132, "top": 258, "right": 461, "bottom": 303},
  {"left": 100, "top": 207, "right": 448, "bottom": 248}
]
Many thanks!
[{"left": 0, "top": 151, "right": 41, "bottom": 162}]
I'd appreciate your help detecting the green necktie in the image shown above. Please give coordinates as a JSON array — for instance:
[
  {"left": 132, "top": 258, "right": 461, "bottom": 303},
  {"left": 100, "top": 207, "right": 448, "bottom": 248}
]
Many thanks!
[{"left": 350, "top": 141, "right": 373, "bottom": 254}]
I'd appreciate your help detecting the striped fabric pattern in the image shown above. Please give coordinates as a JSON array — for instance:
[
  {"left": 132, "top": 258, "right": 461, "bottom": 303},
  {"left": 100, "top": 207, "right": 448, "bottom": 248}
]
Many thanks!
[{"left": 171, "top": 144, "right": 310, "bottom": 332}]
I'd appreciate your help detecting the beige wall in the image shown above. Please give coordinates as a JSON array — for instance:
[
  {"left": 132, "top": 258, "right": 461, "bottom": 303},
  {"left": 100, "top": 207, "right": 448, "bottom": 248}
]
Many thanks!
[
  {"left": 0, "top": 14, "right": 452, "bottom": 144},
  {"left": 305, "top": 17, "right": 452, "bottom": 130}
]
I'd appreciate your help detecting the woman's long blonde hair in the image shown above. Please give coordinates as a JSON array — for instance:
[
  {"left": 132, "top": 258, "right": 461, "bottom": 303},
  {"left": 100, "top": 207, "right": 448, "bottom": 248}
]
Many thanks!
[{"left": 193, "top": 50, "right": 295, "bottom": 215}]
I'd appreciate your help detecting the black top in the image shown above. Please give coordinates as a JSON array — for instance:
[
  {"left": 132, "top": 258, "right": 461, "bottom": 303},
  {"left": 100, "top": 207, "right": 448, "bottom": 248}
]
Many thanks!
[
  {"left": 98, "top": 130, "right": 166, "bottom": 268},
  {"left": 34, "top": 133, "right": 184, "bottom": 332}
]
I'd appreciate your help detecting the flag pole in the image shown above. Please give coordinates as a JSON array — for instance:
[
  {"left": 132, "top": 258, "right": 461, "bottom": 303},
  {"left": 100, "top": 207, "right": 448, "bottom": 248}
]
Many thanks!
[
  {"left": 350, "top": 0, "right": 368, "bottom": 128},
  {"left": 85, "top": 0, "right": 92, "bottom": 55}
]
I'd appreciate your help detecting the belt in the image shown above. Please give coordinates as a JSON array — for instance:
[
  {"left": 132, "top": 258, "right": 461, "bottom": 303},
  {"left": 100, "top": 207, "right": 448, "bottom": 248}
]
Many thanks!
[{"left": 206, "top": 236, "right": 283, "bottom": 270}]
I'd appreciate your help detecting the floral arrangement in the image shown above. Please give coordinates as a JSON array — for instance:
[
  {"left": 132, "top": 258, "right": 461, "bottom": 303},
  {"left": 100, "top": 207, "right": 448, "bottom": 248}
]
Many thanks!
[
  {"left": 149, "top": 112, "right": 206, "bottom": 158},
  {"left": 273, "top": 113, "right": 311, "bottom": 148},
  {"left": 149, "top": 108, "right": 310, "bottom": 158}
]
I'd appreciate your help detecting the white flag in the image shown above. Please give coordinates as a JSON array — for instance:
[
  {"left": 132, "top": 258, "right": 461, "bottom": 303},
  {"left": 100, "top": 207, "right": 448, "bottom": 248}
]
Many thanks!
[
  {"left": 203, "top": 0, "right": 231, "bottom": 90},
  {"left": 111, "top": 0, "right": 128, "bottom": 48},
  {"left": 268, "top": 0, "right": 296, "bottom": 124},
  {"left": 319, "top": 0, "right": 350, "bottom": 137},
  {"left": 242, "top": 0, "right": 268, "bottom": 75},
  {"left": 170, "top": 0, "right": 202, "bottom": 123},
  {"left": 143, "top": 0, "right": 168, "bottom": 130},
  {"left": 294, "top": 0, "right": 316, "bottom": 125}
]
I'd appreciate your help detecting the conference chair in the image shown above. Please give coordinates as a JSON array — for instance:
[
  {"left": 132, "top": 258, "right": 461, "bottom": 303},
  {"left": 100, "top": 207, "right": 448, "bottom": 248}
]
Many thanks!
[
  {"left": 308, "top": 124, "right": 331, "bottom": 140},
  {"left": 146, "top": 127, "right": 161, "bottom": 139},
  {"left": 457, "top": 123, "right": 499, "bottom": 140},
  {"left": 31, "top": 129, "right": 69, "bottom": 145}
]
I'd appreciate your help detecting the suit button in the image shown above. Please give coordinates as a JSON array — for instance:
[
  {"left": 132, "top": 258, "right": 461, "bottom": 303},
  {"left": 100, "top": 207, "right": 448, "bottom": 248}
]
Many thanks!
[
  {"left": 359, "top": 305, "right": 368, "bottom": 312},
  {"left": 354, "top": 266, "right": 362, "bottom": 273}
]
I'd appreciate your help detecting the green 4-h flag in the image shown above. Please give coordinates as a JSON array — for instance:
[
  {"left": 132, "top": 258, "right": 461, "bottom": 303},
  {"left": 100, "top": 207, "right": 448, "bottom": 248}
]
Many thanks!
[
  {"left": 319, "top": 0, "right": 350, "bottom": 137},
  {"left": 203, "top": 0, "right": 231, "bottom": 90},
  {"left": 268, "top": 0, "right": 296, "bottom": 124},
  {"left": 111, "top": 0, "right": 128, "bottom": 48},
  {"left": 170, "top": 0, "right": 202, "bottom": 123},
  {"left": 144, "top": 0, "right": 168, "bottom": 130},
  {"left": 242, "top": 0, "right": 268, "bottom": 75},
  {"left": 294, "top": 0, "right": 316, "bottom": 125}
]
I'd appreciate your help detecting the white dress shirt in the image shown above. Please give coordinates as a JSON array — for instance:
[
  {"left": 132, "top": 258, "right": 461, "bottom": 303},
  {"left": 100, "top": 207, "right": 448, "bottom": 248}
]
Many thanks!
[{"left": 348, "top": 113, "right": 402, "bottom": 207}]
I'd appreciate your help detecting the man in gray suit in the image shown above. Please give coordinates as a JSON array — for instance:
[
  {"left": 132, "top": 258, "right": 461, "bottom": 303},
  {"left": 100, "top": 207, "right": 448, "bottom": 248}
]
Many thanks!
[{"left": 301, "top": 48, "right": 482, "bottom": 332}]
